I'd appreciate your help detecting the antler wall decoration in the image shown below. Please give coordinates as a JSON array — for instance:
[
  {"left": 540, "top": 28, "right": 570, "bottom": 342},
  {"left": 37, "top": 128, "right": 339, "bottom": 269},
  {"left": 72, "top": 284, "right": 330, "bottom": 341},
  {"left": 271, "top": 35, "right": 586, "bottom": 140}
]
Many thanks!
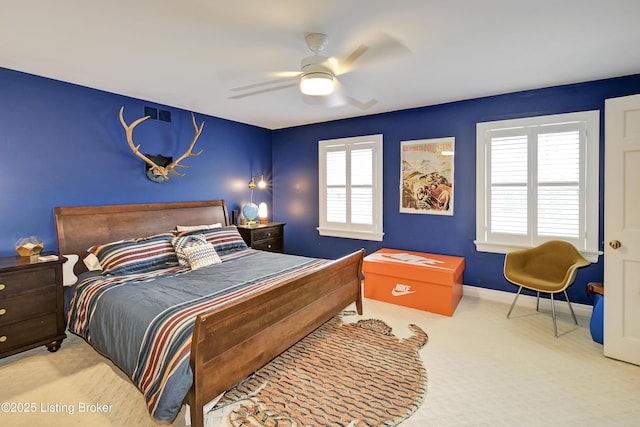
[{"left": 118, "top": 106, "right": 204, "bottom": 183}]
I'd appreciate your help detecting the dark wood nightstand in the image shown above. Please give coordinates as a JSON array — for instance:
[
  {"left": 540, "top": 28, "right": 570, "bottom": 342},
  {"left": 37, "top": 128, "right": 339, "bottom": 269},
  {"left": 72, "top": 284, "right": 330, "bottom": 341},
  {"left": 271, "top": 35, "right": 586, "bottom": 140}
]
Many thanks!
[
  {"left": 237, "top": 222, "right": 285, "bottom": 253},
  {"left": 0, "top": 253, "right": 67, "bottom": 358}
]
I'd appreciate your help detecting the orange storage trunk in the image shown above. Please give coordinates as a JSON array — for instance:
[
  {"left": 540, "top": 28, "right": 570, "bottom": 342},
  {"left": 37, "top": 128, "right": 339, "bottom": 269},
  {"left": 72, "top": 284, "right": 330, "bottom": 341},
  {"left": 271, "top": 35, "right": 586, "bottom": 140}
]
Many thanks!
[{"left": 363, "top": 248, "right": 465, "bottom": 316}]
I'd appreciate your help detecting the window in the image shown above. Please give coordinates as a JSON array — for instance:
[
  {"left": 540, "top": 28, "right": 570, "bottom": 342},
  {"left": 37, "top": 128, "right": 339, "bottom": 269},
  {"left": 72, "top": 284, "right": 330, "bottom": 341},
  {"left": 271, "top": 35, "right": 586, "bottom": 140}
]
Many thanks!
[
  {"left": 475, "top": 111, "right": 600, "bottom": 261},
  {"left": 318, "top": 134, "right": 383, "bottom": 241}
]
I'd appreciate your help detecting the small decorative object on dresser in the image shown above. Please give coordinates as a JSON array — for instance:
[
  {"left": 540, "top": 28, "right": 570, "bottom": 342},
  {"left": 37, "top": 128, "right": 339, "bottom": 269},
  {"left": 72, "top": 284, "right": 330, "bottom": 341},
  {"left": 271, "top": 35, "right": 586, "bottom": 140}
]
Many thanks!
[
  {"left": 15, "top": 236, "right": 44, "bottom": 257},
  {"left": 241, "top": 202, "right": 259, "bottom": 225},
  {"left": 0, "top": 253, "right": 67, "bottom": 358},
  {"left": 237, "top": 222, "right": 285, "bottom": 253}
]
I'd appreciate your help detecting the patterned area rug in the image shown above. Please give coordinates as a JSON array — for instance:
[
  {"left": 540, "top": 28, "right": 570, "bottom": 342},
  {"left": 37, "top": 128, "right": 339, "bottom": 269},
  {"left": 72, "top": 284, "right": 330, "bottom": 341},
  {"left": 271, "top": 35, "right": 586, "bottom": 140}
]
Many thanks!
[{"left": 210, "top": 311, "right": 428, "bottom": 427}]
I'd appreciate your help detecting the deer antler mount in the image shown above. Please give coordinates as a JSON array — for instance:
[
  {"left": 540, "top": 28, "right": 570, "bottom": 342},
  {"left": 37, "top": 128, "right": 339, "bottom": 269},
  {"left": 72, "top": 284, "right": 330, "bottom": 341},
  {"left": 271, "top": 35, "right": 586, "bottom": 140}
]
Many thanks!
[{"left": 119, "top": 106, "right": 204, "bottom": 183}]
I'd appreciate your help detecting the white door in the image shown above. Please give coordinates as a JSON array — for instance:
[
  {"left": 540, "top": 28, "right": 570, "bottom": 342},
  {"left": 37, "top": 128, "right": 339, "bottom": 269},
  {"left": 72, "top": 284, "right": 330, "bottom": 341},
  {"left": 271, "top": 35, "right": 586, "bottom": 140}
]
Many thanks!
[{"left": 604, "top": 94, "right": 640, "bottom": 366}]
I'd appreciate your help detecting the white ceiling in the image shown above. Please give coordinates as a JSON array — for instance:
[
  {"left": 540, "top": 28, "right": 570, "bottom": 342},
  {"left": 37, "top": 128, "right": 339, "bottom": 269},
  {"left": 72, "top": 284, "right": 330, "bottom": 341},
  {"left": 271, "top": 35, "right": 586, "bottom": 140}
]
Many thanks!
[{"left": 2, "top": 1, "right": 640, "bottom": 130}]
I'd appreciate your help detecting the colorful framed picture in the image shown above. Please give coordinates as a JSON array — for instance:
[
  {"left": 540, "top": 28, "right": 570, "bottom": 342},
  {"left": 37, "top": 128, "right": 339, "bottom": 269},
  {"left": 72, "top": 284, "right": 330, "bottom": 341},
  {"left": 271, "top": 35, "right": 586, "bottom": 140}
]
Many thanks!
[{"left": 400, "top": 137, "right": 454, "bottom": 216}]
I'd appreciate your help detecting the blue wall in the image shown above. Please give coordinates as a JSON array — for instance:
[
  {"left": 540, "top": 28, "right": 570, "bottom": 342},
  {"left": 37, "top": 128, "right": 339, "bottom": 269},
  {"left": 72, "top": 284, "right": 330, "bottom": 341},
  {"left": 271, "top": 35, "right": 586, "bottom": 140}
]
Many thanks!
[
  {"left": 3, "top": 66, "right": 639, "bottom": 306},
  {"left": 0, "top": 67, "right": 272, "bottom": 258},
  {"left": 272, "top": 74, "right": 640, "bottom": 305}
]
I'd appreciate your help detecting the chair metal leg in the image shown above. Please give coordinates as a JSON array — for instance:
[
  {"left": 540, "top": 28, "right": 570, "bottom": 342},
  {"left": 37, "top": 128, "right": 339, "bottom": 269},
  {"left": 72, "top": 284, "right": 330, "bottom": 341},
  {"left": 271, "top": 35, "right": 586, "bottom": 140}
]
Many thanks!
[
  {"left": 564, "top": 290, "right": 578, "bottom": 325},
  {"left": 507, "top": 287, "right": 523, "bottom": 318},
  {"left": 551, "top": 293, "right": 558, "bottom": 337},
  {"left": 508, "top": 288, "right": 574, "bottom": 337}
]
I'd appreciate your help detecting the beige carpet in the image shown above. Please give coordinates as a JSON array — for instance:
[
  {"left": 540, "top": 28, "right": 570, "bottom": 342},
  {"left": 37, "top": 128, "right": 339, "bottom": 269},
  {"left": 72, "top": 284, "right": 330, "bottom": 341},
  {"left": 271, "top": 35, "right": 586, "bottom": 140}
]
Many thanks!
[{"left": 1, "top": 294, "right": 639, "bottom": 426}]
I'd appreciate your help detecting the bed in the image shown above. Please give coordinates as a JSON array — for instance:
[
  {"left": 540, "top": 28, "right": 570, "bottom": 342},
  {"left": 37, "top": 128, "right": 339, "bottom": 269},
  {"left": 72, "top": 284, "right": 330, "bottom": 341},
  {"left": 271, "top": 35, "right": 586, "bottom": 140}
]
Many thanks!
[{"left": 54, "top": 199, "right": 364, "bottom": 427}]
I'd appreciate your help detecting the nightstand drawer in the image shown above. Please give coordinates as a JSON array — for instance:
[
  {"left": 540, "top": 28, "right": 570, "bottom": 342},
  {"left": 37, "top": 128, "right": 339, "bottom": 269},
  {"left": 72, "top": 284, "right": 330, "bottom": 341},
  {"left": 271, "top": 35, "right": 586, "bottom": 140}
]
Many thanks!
[
  {"left": 0, "top": 285, "right": 56, "bottom": 326},
  {"left": 253, "top": 239, "right": 284, "bottom": 253},
  {"left": 0, "top": 267, "right": 56, "bottom": 298},
  {"left": 252, "top": 226, "right": 283, "bottom": 242},
  {"left": 0, "top": 313, "right": 58, "bottom": 353}
]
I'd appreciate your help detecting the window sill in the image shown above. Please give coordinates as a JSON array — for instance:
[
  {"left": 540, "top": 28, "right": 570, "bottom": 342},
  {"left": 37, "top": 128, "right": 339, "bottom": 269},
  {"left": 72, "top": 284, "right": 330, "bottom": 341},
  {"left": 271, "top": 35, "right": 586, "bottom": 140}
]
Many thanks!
[
  {"left": 317, "top": 227, "right": 384, "bottom": 242},
  {"left": 474, "top": 240, "right": 602, "bottom": 263}
]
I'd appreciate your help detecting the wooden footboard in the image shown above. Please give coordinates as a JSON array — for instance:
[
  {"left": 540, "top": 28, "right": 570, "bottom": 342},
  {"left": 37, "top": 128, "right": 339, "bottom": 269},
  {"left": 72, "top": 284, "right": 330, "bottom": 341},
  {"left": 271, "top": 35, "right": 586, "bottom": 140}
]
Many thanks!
[{"left": 187, "top": 249, "right": 365, "bottom": 427}]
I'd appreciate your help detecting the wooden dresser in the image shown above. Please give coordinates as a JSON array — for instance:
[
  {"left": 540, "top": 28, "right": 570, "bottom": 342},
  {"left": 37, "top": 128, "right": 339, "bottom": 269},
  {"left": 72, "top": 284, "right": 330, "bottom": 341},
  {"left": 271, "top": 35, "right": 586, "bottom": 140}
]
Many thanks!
[
  {"left": 237, "top": 222, "right": 285, "bottom": 253},
  {"left": 0, "top": 254, "right": 66, "bottom": 358}
]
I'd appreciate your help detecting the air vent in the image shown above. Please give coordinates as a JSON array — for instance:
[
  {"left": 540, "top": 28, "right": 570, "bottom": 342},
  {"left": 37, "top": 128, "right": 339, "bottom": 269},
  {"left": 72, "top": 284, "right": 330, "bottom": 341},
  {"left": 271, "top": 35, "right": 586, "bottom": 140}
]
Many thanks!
[
  {"left": 144, "top": 106, "right": 158, "bottom": 120},
  {"left": 143, "top": 106, "right": 172, "bottom": 123},
  {"left": 158, "top": 110, "right": 172, "bottom": 122}
]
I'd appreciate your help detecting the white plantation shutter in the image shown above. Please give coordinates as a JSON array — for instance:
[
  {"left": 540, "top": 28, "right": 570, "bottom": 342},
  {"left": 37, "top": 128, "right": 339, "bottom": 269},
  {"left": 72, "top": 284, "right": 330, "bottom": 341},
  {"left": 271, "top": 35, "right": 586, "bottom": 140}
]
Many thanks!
[
  {"left": 489, "top": 134, "right": 528, "bottom": 235},
  {"left": 326, "top": 150, "right": 346, "bottom": 223},
  {"left": 318, "top": 135, "right": 383, "bottom": 241},
  {"left": 537, "top": 129, "right": 581, "bottom": 238},
  {"left": 476, "top": 111, "right": 600, "bottom": 260},
  {"left": 351, "top": 147, "right": 373, "bottom": 225}
]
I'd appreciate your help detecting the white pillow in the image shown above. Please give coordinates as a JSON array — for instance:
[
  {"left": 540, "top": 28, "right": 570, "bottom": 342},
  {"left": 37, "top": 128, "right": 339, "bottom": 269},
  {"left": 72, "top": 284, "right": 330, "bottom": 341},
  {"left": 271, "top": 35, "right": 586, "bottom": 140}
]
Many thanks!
[
  {"left": 62, "top": 254, "right": 79, "bottom": 286},
  {"left": 83, "top": 253, "right": 102, "bottom": 271},
  {"left": 176, "top": 223, "right": 223, "bottom": 232}
]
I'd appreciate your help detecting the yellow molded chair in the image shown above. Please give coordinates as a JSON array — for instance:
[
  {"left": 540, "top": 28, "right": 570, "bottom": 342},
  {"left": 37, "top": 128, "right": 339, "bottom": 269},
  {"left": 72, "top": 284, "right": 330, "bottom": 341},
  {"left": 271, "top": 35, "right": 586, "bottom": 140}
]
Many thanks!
[{"left": 504, "top": 240, "right": 590, "bottom": 337}]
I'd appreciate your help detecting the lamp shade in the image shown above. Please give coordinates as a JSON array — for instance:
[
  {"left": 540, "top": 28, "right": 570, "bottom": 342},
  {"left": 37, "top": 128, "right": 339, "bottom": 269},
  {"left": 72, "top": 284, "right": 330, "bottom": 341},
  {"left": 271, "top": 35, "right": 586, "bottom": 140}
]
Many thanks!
[
  {"left": 258, "top": 202, "right": 268, "bottom": 223},
  {"left": 300, "top": 72, "right": 334, "bottom": 96}
]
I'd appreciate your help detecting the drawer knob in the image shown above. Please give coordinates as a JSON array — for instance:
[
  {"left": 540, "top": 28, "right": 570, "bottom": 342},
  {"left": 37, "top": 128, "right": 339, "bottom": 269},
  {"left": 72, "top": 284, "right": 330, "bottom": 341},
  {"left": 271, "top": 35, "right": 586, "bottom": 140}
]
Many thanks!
[
  {"left": 0, "top": 336, "right": 6, "bottom": 343},
  {"left": 0, "top": 308, "right": 5, "bottom": 316},
  {"left": 0, "top": 284, "right": 4, "bottom": 291}
]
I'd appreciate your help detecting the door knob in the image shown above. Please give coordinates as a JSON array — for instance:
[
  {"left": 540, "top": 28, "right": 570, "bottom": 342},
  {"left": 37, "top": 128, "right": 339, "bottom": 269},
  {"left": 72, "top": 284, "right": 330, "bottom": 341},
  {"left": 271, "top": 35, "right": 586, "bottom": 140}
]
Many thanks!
[{"left": 609, "top": 240, "right": 622, "bottom": 249}]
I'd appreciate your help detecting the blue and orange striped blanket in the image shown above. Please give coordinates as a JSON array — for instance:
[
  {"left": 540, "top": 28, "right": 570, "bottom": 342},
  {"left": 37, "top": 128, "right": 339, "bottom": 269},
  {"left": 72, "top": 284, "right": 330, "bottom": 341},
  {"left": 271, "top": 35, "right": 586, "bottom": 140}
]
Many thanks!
[{"left": 66, "top": 249, "right": 328, "bottom": 422}]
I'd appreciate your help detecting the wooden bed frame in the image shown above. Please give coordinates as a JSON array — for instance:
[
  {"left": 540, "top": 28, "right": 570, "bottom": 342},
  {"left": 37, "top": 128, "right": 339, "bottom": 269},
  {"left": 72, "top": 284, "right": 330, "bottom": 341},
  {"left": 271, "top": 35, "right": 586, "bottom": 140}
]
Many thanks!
[{"left": 54, "top": 200, "right": 364, "bottom": 427}]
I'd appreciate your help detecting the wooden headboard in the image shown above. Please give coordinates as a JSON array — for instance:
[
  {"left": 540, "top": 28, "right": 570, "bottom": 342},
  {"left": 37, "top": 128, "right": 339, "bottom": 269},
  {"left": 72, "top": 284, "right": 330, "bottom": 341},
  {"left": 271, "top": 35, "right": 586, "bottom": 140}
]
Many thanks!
[{"left": 54, "top": 200, "right": 229, "bottom": 274}]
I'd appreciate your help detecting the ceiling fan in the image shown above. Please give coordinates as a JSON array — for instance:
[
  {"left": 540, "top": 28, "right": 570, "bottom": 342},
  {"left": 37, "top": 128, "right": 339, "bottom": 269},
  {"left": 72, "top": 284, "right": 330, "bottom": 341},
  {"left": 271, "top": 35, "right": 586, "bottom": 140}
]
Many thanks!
[{"left": 227, "top": 32, "right": 409, "bottom": 110}]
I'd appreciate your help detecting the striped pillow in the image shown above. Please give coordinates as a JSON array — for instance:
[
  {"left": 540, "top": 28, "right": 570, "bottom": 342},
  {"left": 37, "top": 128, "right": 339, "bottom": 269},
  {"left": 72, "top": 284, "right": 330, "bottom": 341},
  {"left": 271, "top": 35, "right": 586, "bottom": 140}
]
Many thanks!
[
  {"left": 171, "top": 234, "right": 208, "bottom": 267},
  {"left": 90, "top": 233, "right": 178, "bottom": 275},
  {"left": 176, "top": 226, "right": 248, "bottom": 257},
  {"left": 182, "top": 243, "right": 221, "bottom": 270}
]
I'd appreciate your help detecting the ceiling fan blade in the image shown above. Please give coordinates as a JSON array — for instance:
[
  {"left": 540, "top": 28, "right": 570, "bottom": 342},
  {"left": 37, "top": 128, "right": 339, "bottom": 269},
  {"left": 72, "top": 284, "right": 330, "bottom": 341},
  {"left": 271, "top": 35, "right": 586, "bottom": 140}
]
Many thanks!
[
  {"left": 326, "top": 78, "right": 349, "bottom": 108},
  {"left": 339, "top": 45, "right": 369, "bottom": 73},
  {"left": 228, "top": 82, "right": 298, "bottom": 99},
  {"left": 346, "top": 96, "right": 379, "bottom": 110},
  {"left": 337, "top": 31, "right": 410, "bottom": 75},
  {"left": 302, "top": 93, "right": 377, "bottom": 111},
  {"left": 230, "top": 75, "right": 299, "bottom": 93}
]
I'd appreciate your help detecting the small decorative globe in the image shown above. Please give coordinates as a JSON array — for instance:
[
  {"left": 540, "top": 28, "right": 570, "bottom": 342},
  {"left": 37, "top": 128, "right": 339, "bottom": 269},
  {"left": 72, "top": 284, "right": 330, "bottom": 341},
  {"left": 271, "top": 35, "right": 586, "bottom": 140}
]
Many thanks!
[{"left": 242, "top": 202, "right": 259, "bottom": 224}]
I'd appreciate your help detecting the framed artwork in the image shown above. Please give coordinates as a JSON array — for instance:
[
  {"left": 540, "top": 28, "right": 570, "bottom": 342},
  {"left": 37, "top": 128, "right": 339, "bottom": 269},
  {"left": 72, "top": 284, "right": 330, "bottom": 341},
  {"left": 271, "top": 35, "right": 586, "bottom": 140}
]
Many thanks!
[{"left": 400, "top": 137, "right": 454, "bottom": 216}]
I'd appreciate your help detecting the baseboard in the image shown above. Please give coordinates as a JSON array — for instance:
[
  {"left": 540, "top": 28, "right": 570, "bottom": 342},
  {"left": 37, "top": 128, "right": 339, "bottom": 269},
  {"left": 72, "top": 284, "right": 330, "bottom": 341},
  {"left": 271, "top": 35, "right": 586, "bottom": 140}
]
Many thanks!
[{"left": 462, "top": 285, "right": 594, "bottom": 318}]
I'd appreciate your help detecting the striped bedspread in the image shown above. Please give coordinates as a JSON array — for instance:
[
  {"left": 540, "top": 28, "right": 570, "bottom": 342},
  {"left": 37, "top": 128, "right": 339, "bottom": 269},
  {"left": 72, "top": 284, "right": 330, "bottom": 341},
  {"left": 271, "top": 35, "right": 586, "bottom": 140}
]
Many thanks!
[{"left": 66, "top": 249, "right": 329, "bottom": 422}]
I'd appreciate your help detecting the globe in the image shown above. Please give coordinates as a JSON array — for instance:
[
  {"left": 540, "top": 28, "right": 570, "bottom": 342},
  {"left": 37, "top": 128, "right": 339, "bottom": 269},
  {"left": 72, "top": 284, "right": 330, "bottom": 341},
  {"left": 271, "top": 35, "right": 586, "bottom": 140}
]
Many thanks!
[{"left": 242, "top": 202, "right": 259, "bottom": 225}]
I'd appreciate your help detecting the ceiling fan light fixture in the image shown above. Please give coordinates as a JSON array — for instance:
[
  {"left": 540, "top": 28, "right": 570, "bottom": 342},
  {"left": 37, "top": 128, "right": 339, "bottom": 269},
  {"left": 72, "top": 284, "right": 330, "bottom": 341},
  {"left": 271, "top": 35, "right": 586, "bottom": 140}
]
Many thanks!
[{"left": 300, "top": 72, "right": 334, "bottom": 96}]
